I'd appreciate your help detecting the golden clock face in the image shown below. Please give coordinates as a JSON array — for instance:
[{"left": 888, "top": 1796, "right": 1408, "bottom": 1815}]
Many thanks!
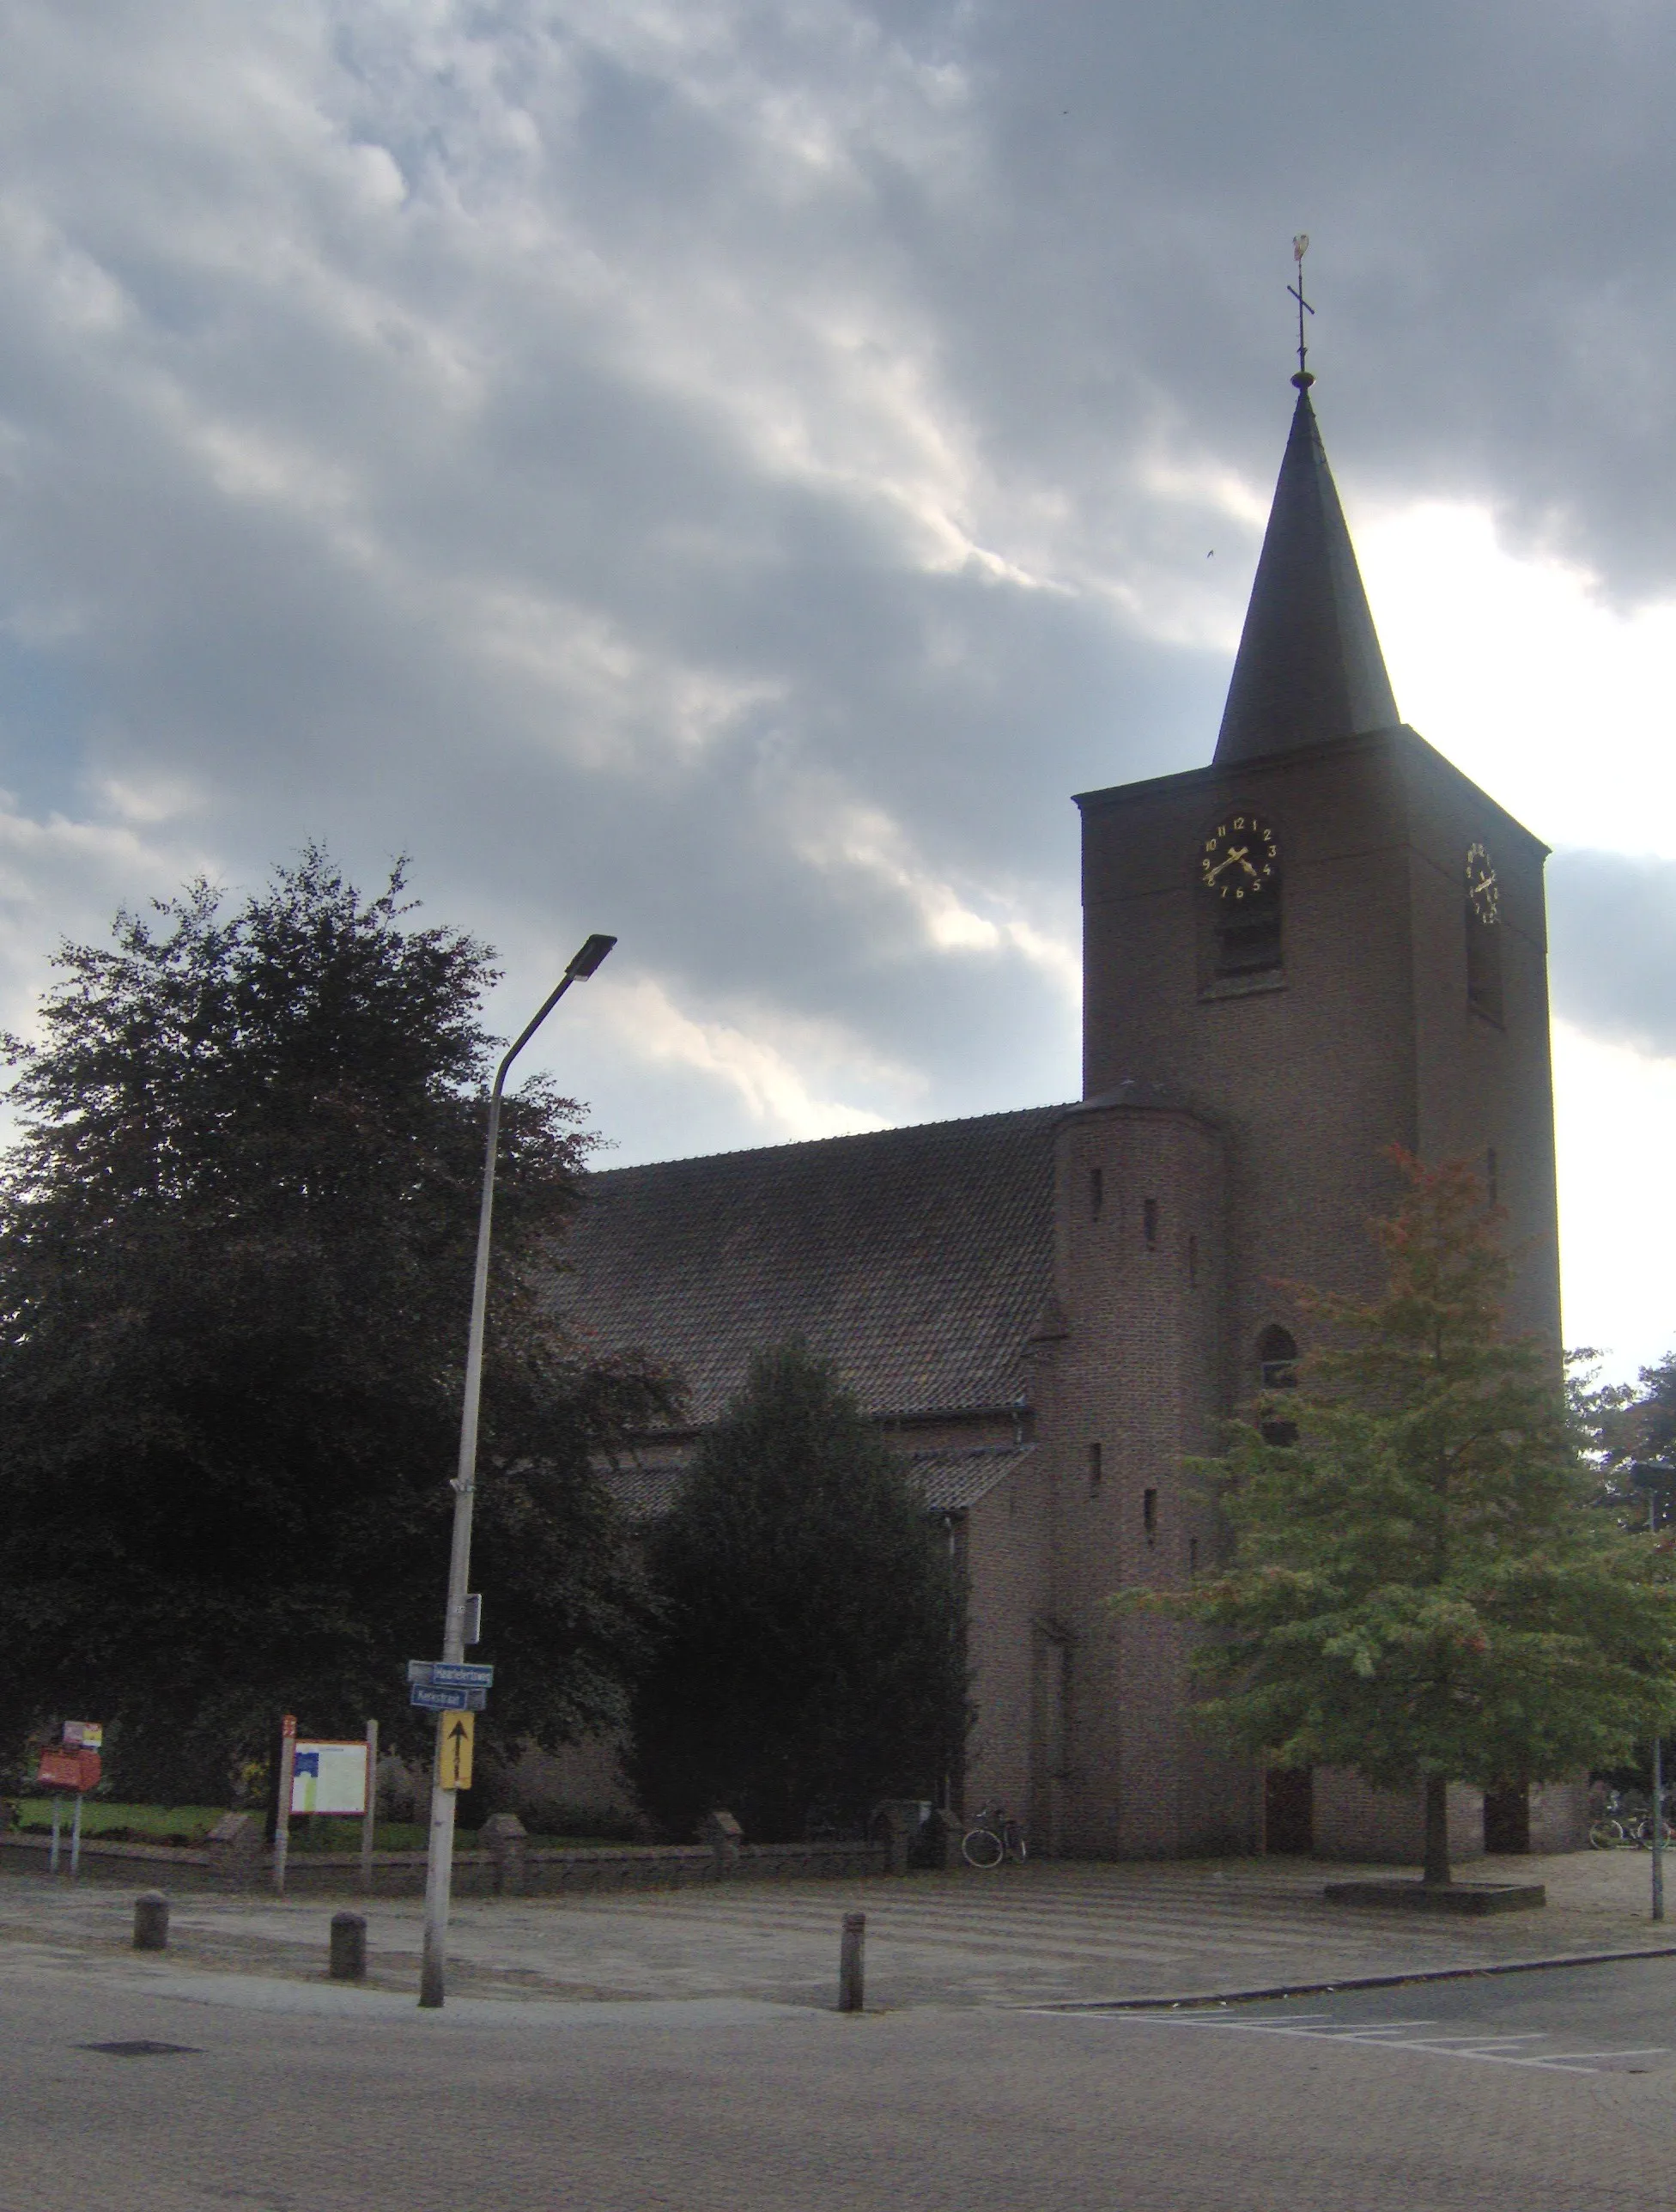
[
  {"left": 1199, "top": 811, "right": 1278, "bottom": 901},
  {"left": 1466, "top": 842, "right": 1500, "bottom": 925}
]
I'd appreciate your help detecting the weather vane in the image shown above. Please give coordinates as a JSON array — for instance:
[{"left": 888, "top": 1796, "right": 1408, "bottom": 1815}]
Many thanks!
[{"left": 1289, "top": 234, "right": 1315, "bottom": 388}]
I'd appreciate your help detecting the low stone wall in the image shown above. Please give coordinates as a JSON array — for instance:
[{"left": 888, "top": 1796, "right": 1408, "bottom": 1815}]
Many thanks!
[{"left": 0, "top": 1821, "right": 888, "bottom": 1898}]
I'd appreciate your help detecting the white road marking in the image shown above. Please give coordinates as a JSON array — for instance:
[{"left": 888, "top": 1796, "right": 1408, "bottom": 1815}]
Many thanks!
[
  {"left": 1532, "top": 2048, "right": 1667, "bottom": 2064},
  {"left": 1076, "top": 2011, "right": 1671, "bottom": 2076}
]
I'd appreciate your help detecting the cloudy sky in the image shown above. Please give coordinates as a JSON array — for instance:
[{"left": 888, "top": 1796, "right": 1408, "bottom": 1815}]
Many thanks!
[{"left": 0, "top": 1, "right": 1672, "bottom": 1378}]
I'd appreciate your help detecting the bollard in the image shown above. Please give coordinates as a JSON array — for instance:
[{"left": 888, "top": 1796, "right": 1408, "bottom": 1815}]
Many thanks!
[
  {"left": 132, "top": 1892, "right": 170, "bottom": 1952},
  {"left": 701, "top": 1808, "right": 744, "bottom": 1876},
  {"left": 838, "top": 1911, "right": 865, "bottom": 2013},
  {"left": 877, "top": 1799, "right": 924, "bottom": 1877},
  {"left": 329, "top": 1910, "right": 367, "bottom": 1983}
]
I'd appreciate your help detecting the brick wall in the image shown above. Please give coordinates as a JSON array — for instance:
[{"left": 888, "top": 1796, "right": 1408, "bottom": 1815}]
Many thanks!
[
  {"left": 1021, "top": 1101, "right": 1260, "bottom": 1858},
  {"left": 961, "top": 1453, "right": 1051, "bottom": 1827},
  {"left": 1309, "top": 1771, "right": 1486, "bottom": 1863}
]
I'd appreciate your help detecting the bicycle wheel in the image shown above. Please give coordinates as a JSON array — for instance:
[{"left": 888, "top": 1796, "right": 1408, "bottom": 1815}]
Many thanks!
[
  {"left": 962, "top": 1825, "right": 1005, "bottom": 1869},
  {"left": 1589, "top": 1819, "right": 1625, "bottom": 1850},
  {"left": 1005, "top": 1824, "right": 1028, "bottom": 1863}
]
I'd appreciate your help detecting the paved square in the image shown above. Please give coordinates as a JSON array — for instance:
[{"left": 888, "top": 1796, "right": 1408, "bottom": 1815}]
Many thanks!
[{"left": 4, "top": 1846, "right": 1673, "bottom": 2010}]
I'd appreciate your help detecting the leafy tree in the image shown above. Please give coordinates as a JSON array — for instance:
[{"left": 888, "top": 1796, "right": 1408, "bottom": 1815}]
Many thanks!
[
  {"left": 0, "top": 848, "right": 669, "bottom": 1800},
  {"left": 627, "top": 1341, "right": 969, "bottom": 1843},
  {"left": 1574, "top": 1346, "right": 1676, "bottom": 1528},
  {"left": 1123, "top": 1152, "right": 1676, "bottom": 1885}
]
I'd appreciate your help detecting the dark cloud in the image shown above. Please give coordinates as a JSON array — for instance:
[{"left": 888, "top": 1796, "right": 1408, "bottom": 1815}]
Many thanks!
[{"left": 0, "top": 0, "right": 1670, "bottom": 1201}]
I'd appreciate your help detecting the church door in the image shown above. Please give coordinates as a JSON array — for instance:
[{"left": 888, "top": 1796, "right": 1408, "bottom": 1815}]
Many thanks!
[
  {"left": 1264, "top": 1766, "right": 1314, "bottom": 1854},
  {"left": 1482, "top": 1784, "right": 1531, "bottom": 1854}
]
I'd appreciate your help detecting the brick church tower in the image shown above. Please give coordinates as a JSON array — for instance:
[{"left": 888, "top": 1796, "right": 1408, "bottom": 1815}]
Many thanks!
[
  {"left": 1082, "top": 370, "right": 1560, "bottom": 1361},
  {"left": 1042, "top": 366, "right": 1564, "bottom": 1857}
]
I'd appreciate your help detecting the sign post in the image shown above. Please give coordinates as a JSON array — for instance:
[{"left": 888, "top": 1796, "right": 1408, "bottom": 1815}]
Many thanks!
[
  {"left": 273, "top": 1715, "right": 297, "bottom": 1899},
  {"left": 1630, "top": 1462, "right": 1674, "bottom": 1923},
  {"left": 361, "top": 1718, "right": 379, "bottom": 1896}
]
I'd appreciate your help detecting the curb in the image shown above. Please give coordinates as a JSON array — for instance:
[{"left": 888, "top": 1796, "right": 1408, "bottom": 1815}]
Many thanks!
[{"left": 1029, "top": 1943, "right": 1676, "bottom": 2011}]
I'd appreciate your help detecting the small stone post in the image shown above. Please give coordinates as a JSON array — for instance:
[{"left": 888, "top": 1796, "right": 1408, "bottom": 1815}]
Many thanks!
[
  {"left": 482, "top": 1812, "right": 529, "bottom": 1898},
  {"left": 838, "top": 1911, "right": 865, "bottom": 2012},
  {"left": 204, "top": 1811, "right": 263, "bottom": 1892},
  {"left": 701, "top": 1808, "right": 743, "bottom": 1877},
  {"left": 132, "top": 1892, "right": 170, "bottom": 1951},
  {"left": 329, "top": 1910, "right": 367, "bottom": 1982},
  {"left": 877, "top": 1800, "right": 924, "bottom": 1876},
  {"left": 924, "top": 1808, "right": 961, "bottom": 1871}
]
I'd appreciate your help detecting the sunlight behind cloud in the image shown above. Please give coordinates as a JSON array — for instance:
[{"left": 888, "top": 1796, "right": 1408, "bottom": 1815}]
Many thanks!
[
  {"left": 1552, "top": 1018, "right": 1676, "bottom": 1383},
  {"left": 1357, "top": 501, "right": 1676, "bottom": 855},
  {"left": 597, "top": 973, "right": 906, "bottom": 1146}
]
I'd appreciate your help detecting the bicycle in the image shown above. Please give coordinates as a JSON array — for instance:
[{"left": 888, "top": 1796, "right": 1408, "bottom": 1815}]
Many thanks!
[
  {"left": 1588, "top": 1788, "right": 1671, "bottom": 1849},
  {"left": 1628, "top": 1807, "right": 1675, "bottom": 1849},
  {"left": 961, "top": 1804, "right": 1027, "bottom": 1868}
]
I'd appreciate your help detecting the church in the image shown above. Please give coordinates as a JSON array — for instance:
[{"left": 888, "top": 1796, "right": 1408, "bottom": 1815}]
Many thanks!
[{"left": 557, "top": 362, "right": 1583, "bottom": 1863}]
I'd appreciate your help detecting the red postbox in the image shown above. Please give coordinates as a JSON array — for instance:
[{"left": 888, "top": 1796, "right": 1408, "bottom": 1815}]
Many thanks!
[{"left": 36, "top": 1747, "right": 101, "bottom": 1792}]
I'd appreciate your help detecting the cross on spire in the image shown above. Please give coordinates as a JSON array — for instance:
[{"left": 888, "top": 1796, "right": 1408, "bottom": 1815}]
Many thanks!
[
  {"left": 1211, "top": 267, "right": 1400, "bottom": 763},
  {"left": 1289, "top": 234, "right": 1315, "bottom": 389}
]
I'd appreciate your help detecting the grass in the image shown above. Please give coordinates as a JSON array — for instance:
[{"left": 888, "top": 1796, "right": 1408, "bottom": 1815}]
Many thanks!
[
  {"left": 9, "top": 1802, "right": 438, "bottom": 1850},
  {"left": 12, "top": 1800, "right": 226, "bottom": 1844},
  {"left": 8, "top": 1801, "right": 627, "bottom": 1852}
]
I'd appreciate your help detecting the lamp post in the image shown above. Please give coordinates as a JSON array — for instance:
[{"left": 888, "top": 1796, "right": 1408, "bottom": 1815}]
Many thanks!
[
  {"left": 1629, "top": 1459, "right": 1673, "bottom": 1925},
  {"left": 419, "top": 932, "right": 616, "bottom": 2009}
]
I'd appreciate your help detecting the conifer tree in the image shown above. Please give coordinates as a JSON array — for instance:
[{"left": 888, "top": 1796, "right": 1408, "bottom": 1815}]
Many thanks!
[
  {"left": 1125, "top": 1153, "right": 1676, "bottom": 1884},
  {"left": 628, "top": 1341, "right": 969, "bottom": 1844}
]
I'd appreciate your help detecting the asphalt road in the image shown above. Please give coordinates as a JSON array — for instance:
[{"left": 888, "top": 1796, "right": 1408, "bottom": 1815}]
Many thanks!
[
  {"left": 1072, "top": 1954, "right": 1676, "bottom": 2075},
  {"left": 5, "top": 1956, "right": 1675, "bottom": 2211}
]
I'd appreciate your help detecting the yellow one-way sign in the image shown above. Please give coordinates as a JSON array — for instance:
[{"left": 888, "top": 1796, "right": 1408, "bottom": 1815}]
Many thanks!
[{"left": 438, "top": 1711, "right": 474, "bottom": 1793}]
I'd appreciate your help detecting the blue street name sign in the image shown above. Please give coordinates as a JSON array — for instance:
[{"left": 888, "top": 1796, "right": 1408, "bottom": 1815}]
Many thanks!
[
  {"left": 409, "top": 1683, "right": 488, "bottom": 1713},
  {"left": 406, "top": 1659, "right": 495, "bottom": 1690}
]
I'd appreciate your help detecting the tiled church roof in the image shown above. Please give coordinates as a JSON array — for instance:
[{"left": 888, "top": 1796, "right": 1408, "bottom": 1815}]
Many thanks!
[
  {"left": 556, "top": 1105, "right": 1066, "bottom": 1424},
  {"left": 601, "top": 1444, "right": 1033, "bottom": 1524}
]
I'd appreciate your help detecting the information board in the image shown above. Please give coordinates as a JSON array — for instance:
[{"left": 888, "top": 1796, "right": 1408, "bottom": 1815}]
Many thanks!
[{"left": 289, "top": 1740, "right": 368, "bottom": 1816}]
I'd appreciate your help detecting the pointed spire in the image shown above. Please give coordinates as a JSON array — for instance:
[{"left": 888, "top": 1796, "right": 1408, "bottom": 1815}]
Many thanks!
[{"left": 1213, "top": 380, "right": 1400, "bottom": 765}]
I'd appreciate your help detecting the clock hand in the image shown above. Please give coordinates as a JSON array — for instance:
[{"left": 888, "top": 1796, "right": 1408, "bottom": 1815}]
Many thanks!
[{"left": 1205, "top": 846, "right": 1249, "bottom": 883}]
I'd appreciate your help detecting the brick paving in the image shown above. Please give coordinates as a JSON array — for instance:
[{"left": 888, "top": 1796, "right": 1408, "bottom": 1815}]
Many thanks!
[
  {"left": 3, "top": 1845, "right": 1672, "bottom": 2012},
  {"left": 4, "top": 1947, "right": 1675, "bottom": 2212}
]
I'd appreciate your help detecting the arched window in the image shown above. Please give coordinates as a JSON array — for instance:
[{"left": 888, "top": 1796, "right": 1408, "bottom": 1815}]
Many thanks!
[
  {"left": 1258, "top": 1325, "right": 1298, "bottom": 1391},
  {"left": 1257, "top": 1325, "right": 1298, "bottom": 1446}
]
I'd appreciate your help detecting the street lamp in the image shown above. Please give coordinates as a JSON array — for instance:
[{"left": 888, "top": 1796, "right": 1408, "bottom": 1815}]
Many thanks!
[
  {"left": 419, "top": 932, "right": 616, "bottom": 2008},
  {"left": 1629, "top": 1459, "right": 1673, "bottom": 1925}
]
